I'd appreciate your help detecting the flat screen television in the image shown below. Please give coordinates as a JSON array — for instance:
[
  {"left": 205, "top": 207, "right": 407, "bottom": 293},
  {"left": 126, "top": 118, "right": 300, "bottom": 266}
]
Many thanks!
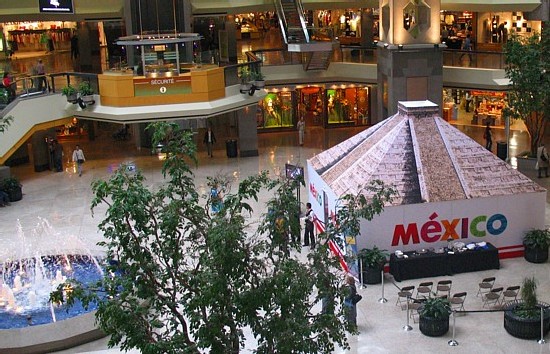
[{"left": 39, "top": 0, "right": 74, "bottom": 14}]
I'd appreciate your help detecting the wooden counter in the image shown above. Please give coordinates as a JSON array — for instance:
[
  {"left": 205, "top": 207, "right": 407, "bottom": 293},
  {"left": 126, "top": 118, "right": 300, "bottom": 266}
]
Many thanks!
[{"left": 98, "top": 67, "right": 225, "bottom": 107}]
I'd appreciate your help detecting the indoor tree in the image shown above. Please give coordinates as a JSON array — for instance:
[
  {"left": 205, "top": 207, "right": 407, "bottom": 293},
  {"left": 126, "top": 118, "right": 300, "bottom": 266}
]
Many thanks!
[
  {"left": 503, "top": 22, "right": 550, "bottom": 156},
  {"left": 51, "top": 122, "right": 395, "bottom": 354}
]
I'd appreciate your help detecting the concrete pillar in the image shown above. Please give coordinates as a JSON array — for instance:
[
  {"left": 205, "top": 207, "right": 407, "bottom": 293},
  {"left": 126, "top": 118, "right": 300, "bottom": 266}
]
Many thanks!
[
  {"left": 377, "top": 0, "right": 443, "bottom": 119},
  {"left": 360, "top": 8, "right": 374, "bottom": 47},
  {"left": 377, "top": 44, "right": 443, "bottom": 119},
  {"left": 77, "top": 22, "right": 101, "bottom": 72},
  {"left": 237, "top": 105, "right": 259, "bottom": 157},
  {"left": 31, "top": 129, "right": 56, "bottom": 172}
]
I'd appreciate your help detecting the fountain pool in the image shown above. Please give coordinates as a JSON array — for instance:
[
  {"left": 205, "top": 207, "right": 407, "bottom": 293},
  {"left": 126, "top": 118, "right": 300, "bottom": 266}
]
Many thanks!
[{"left": 0, "top": 254, "right": 103, "bottom": 329}]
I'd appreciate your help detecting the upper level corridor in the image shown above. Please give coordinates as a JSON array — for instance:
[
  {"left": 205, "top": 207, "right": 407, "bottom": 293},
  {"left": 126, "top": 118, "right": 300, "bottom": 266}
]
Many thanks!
[{"left": 0, "top": 32, "right": 511, "bottom": 165}]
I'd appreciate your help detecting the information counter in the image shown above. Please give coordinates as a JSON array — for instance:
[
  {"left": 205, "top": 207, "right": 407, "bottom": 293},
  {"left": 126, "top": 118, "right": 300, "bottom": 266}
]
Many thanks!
[
  {"left": 389, "top": 243, "right": 500, "bottom": 281},
  {"left": 98, "top": 66, "right": 225, "bottom": 107}
]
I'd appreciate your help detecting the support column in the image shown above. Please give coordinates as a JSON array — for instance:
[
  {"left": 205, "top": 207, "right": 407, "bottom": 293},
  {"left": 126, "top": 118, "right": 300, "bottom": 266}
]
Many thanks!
[
  {"left": 237, "top": 105, "right": 259, "bottom": 157},
  {"left": 376, "top": 0, "right": 443, "bottom": 120}
]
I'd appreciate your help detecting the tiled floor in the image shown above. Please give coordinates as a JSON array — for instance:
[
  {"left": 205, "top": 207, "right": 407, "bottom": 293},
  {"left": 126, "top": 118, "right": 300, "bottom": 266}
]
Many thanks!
[
  {"left": 2, "top": 40, "right": 550, "bottom": 353},
  {"left": 2, "top": 122, "right": 550, "bottom": 354}
]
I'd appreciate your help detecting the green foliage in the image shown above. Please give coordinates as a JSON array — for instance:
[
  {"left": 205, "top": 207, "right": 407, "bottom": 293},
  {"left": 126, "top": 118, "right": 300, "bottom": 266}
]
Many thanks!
[
  {"left": 50, "top": 122, "right": 395, "bottom": 353},
  {"left": 0, "top": 176, "right": 21, "bottom": 192},
  {"left": 523, "top": 228, "right": 550, "bottom": 249},
  {"left": 61, "top": 84, "right": 77, "bottom": 97},
  {"left": 514, "top": 277, "right": 539, "bottom": 318},
  {"left": 419, "top": 296, "right": 451, "bottom": 319},
  {"left": 358, "top": 246, "right": 388, "bottom": 268},
  {"left": 78, "top": 81, "right": 94, "bottom": 96},
  {"left": 0, "top": 115, "right": 13, "bottom": 134},
  {"left": 503, "top": 22, "right": 550, "bottom": 155},
  {"left": 251, "top": 71, "right": 265, "bottom": 81},
  {"left": 239, "top": 67, "right": 252, "bottom": 83}
]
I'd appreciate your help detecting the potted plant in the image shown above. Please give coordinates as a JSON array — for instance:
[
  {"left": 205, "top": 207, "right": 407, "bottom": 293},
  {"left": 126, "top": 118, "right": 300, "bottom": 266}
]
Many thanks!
[
  {"left": 251, "top": 71, "right": 266, "bottom": 89},
  {"left": 0, "top": 176, "right": 22, "bottom": 202},
  {"left": 239, "top": 67, "right": 252, "bottom": 94},
  {"left": 357, "top": 246, "right": 388, "bottom": 284},
  {"left": 78, "top": 81, "right": 94, "bottom": 103},
  {"left": 418, "top": 296, "right": 451, "bottom": 337},
  {"left": 62, "top": 84, "right": 78, "bottom": 103},
  {"left": 504, "top": 277, "right": 550, "bottom": 339},
  {"left": 523, "top": 228, "right": 550, "bottom": 263}
]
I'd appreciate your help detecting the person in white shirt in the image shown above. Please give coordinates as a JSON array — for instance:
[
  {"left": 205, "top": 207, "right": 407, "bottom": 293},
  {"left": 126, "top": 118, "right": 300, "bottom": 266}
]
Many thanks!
[
  {"left": 303, "top": 202, "right": 315, "bottom": 249},
  {"left": 72, "top": 145, "right": 86, "bottom": 177}
]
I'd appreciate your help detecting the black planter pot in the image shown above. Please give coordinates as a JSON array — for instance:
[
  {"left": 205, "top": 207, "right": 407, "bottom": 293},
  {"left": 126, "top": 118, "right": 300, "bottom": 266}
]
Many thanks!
[
  {"left": 419, "top": 315, "right": 450, "bottom": 337},
  {"left": 524, "top": 245, "right": 549, "bottom": 263},
  {"left": 7, "top": 186, "right": 22, "bottom": 202},
  {"left": 361, "top": 264, "right": 383, "bottom": 285},
  {"left": 503, "top": 301, "right": 550, "bottom": 339}
]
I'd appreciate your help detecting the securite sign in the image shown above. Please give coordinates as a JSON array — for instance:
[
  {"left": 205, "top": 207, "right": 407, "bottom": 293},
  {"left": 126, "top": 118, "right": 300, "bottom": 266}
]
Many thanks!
[{"left": 134, "top": 77, "right": 191, "bottom": 96}]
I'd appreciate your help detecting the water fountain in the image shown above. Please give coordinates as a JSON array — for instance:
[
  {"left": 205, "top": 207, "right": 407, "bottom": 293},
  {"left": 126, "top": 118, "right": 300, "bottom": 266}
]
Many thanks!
[{"left": 0, "top": 218, "right": 107, "bottom": 353}]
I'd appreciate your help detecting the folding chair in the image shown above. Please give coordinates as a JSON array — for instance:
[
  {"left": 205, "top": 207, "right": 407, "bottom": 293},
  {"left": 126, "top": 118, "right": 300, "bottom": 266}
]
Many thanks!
[
  {"left": 396, "top": 285, "right": 415, "bottom": 309},
  {"left": 450, "top": 292, "right": 467, "bottom": 312},
  {"left": 436, "top": 280, "right": 452, "bottom": 298},
  {"left": 482, "top": 287, "right": 503, "bottom": 308},
  {"left": 502, "top": 286, "right": 520, "bottom": 304},
  {"left": 416, "top": 281, "right": 433, "bottom": 299},
  {"left": 476, "top": 277, "right": 495, "bottom": 297},
  {"left": 409, "top": 301, "right": 423, "bottom": 323}
]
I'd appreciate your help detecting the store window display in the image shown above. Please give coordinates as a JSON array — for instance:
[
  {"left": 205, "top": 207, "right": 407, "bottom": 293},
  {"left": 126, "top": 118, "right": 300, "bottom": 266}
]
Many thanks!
[
  {"left": 257, "top": 92, "right": 294, "bottom": 129},
  {"left": 326, "top": 87, "right": 369, "bottom": 126}
]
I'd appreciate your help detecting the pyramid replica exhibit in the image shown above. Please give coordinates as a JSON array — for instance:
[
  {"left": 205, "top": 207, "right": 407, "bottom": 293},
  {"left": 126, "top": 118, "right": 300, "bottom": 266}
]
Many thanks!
[{"left": 307, "top": 101, "right": 546, "bottom": 258}]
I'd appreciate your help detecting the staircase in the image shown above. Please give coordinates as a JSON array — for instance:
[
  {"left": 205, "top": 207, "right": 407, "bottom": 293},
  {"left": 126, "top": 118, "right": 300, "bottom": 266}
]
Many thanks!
[
  {"left": 304, "top": 50, "right": 333, "bottom": 71},
  {"left": 274, "top": 0, "right": 334, "bottom": 71}
]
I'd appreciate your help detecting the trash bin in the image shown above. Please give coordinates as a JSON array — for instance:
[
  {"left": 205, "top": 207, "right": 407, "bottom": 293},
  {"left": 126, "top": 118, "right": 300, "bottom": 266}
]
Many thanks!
[
  {"left": 226, "top": 139, "right": 238, "bottom": 158},
  {"left": 497, "top": 141, "right": 507, "bottom": 161}
]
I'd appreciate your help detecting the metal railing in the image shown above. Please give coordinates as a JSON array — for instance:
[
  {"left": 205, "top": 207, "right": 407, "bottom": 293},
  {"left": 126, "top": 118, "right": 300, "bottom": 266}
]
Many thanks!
[{"left": 250, "top": 45, "right": 506, "bottom": 69}]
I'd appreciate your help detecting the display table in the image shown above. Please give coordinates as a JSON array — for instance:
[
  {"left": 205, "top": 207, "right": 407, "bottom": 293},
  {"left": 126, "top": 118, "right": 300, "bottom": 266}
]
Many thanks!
[{"left": 390, "top": 243, "right": 500, "bottom": 281}]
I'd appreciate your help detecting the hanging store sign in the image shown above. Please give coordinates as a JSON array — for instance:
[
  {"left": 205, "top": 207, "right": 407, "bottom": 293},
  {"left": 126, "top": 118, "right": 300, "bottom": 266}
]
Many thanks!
[
  {"left": 133, "top": 76, "right": 192, "bottom": 96},
  {"left": 39, "top": 0, "right": 74, "bottom": 14}
]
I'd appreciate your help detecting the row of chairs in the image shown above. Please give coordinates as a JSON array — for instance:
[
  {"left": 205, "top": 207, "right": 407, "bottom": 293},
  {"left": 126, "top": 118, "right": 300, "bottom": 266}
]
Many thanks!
[
  {"left": 477, "top": 277, "right": 520, "bottom": 308},
  {"left": 397, "top": 280, "right": 453, "bottom": 304},
  {"left": 396, "top": 280, "right": 467, "bottom": 313}
]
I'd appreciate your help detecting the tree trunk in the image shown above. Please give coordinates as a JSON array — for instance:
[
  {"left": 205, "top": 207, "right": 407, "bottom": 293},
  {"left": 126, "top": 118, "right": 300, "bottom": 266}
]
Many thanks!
[{"left": 526, "top": 111, "right": 547, "bottom": 156}]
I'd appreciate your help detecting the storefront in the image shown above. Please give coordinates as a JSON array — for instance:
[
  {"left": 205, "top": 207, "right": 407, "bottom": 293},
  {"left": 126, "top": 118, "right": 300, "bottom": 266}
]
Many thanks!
[
  {"left": 2, "top": 21, "right": 75, "bottom": 54},
  {"left": 440, "top": 10, "right": 540, "bottom": 51},
  {"left": 257, "top": 85, "right": 372, "bottom": 131}
]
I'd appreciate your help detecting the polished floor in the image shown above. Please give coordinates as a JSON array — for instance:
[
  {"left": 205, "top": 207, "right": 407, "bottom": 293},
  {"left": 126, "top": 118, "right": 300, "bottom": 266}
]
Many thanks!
[
  {"left": 2, "top": 41, "right": 550, "bottom": 353},
  {"left": 1, "top": 122, "right": 550, "bottom": 354}
]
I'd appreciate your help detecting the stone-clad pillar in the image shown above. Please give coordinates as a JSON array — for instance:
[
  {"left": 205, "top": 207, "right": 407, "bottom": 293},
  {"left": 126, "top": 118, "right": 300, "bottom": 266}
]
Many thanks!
[{"left": 376, "top": 0, "right": 443, "bottom": 120}]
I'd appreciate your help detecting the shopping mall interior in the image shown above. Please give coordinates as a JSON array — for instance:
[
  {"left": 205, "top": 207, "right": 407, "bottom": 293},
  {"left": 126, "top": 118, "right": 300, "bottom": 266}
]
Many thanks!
[{"left": 1, "top": 0, "right": 550, "bottom": 353}]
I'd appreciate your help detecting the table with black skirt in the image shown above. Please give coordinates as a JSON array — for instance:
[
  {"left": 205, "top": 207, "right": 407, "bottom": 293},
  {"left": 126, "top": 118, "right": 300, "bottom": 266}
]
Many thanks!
[{"left": 389, "top": 243, "right": 500, "bottom": 282}]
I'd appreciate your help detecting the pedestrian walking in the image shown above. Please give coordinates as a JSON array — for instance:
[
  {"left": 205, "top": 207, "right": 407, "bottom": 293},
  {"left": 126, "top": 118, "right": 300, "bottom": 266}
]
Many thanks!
[
  {"left": 344, "top": 275, "right": 358, "bottom": 330},
  {"left": 483, "top": 122, "right": 492, "bottom": 151},
  {"left": 72, "top": 145, "right": 86, "bottom": 177},
  {"left": 460, "top": 34, "right": 473, "bottom": 62},
  {"left": 203, "top": 127, "right": 216, "bottom": 157},
  {"left": 35, "top": 59, "right": 49, "bottom": 92},
  {"left": 297, "top": 117, "right": 305, "bottom": 146},
  {"left": 537, "top": 143, "right": 549, "bottom": 178}
]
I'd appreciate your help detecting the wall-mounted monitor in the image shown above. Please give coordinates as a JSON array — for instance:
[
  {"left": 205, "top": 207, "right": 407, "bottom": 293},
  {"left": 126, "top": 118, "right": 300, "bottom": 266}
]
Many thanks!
[{"left": 39, "top": 0, "right": 74, "bottom": 14}]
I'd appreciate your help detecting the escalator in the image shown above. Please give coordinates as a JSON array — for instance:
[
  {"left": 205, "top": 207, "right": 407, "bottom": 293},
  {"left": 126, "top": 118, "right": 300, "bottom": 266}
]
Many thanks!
[{"left": 274, "top": 0, "right": 334, "bottom": 70}]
